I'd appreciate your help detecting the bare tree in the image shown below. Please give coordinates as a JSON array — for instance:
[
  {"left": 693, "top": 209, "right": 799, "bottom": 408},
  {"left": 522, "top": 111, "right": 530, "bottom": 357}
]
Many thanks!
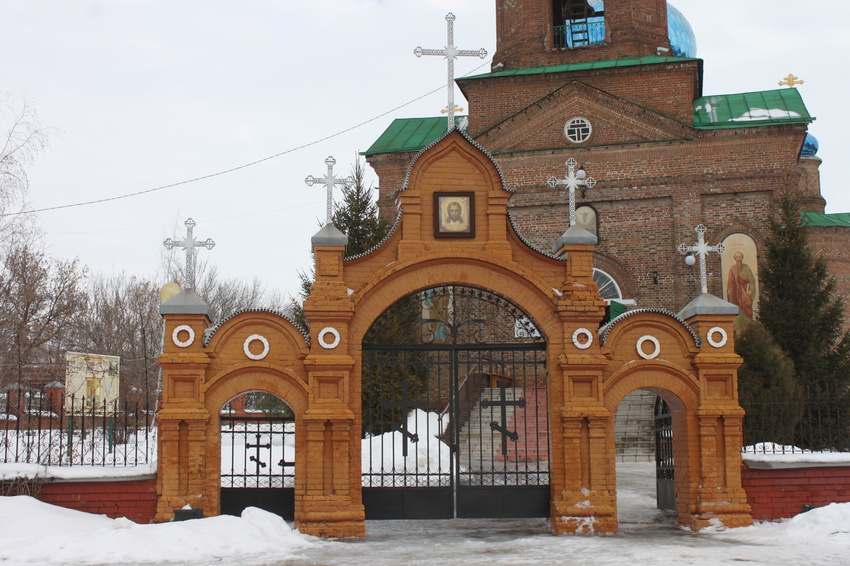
[
  {"left": 0, "top": 92, "right": 52, "bottom": 248},
  {"left": 68, "top": 273, "right": 163, "bottom": 408},
  {"left": 0, "top": 245, "right": 87, "bottom": 391}
]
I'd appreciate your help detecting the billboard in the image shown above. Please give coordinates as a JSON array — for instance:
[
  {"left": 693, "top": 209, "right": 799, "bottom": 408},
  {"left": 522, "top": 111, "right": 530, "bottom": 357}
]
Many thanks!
[{"left": 65, "top": 352, "right": 120, "bottom": 411}]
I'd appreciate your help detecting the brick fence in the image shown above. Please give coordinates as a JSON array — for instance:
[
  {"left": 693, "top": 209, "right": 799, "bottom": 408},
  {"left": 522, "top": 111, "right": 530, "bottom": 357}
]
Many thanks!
[
  {"left": 741, "top": 462, "right": 850, "bottom": 521},
  {"left": 16, "top": 463, "right": 850, "bottom": 525},
  {"left": 38, "top": 477, "right": 157, "bottom": 524}
]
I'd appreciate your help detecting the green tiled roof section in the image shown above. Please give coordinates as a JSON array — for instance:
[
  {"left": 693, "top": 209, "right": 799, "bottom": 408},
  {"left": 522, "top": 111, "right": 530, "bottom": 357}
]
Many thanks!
[
  {"left": 802, "top": 212, "right": 850, "bottom": 228},
  {"left": 362, "top": 116, "right": 466, "bottom": 156},
  {"left": 461, "top": 54, "right": 697, "bottom": 80},
  {"left": 693, "top": 88, "right": 813, "bottom": 129}
]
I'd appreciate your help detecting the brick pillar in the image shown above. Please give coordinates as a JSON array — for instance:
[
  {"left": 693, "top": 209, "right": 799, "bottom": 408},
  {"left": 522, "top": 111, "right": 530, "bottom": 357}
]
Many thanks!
[
  {"left": 155, "top": 289, "right": 213, "bottom": 522},
  {"left": 297, "top": 224, "right": 365, "bottom": 538},
  {"left": 679, "top": 293, "right": 753, "bottom": 530},
  {"left": 550, "top": 230, "right": 615, "bottom": 534}
]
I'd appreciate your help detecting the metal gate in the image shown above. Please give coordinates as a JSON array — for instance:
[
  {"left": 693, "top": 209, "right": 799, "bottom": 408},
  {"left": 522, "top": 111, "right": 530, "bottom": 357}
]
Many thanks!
[
  {"left": 654, "top": 397, "right": 675, "bottom": 511},
  {"left": 361, "top": 286, "right": 549, "bottom": 519},
  {"left": 220, "top": 409, "right": 295, "bottom": 519}
]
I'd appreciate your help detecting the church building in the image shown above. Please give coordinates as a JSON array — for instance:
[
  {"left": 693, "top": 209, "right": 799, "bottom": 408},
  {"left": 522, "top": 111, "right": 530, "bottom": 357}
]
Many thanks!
[{"left": 364, "top": 0, "right": 849, "bottom": 324}]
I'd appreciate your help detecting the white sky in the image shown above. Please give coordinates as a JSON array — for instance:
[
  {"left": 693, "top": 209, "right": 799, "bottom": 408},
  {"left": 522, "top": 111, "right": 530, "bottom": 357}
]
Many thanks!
[{"left": 3, "top": 0, "right": 848, "bottom": 301}]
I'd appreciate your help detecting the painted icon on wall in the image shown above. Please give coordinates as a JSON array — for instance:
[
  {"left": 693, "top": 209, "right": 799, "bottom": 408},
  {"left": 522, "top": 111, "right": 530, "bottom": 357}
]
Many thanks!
[
  {"left": 575, "top": 205, "right": 597, "bottom": 236},
  {"left": 435, "top": 192, "right": 475, "bottom": 238},
  {"left": 721, "top": 233, "right": 759, "bottom": 325}
]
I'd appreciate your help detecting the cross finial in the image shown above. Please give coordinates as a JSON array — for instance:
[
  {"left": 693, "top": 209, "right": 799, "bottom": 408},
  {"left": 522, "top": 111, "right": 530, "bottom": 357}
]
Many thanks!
[
  {"left": 677, "top": 224, "right": 725, "bottom": 295},
  {"left": 415, "top": 12, "right": 487, "bottom": 132},
  {"left": 305, "top": 156, "right": 354, "bottom": 225},
  {"left": 547, "top": 158, "right": 596, "bottom": 227},
  {"left": 778, "top": 73, "right": 804, "bottom": 88},
  {"left": 163, "top": 218, "right": 215, "bottom": 290}
]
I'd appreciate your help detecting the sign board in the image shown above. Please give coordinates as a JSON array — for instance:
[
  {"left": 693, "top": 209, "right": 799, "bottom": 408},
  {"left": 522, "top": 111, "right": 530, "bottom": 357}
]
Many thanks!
[{"left": 65, "top": 352, "right": 120, "bottom": 411}]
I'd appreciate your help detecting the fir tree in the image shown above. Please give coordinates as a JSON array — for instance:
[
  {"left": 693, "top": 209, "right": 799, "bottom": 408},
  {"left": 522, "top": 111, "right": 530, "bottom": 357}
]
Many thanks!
[
  {"left": 757, "top": 191, "right": 850, "bottom": 393},
  {"left": 332, "top": 156, "right": 391, "bottom": 259}
]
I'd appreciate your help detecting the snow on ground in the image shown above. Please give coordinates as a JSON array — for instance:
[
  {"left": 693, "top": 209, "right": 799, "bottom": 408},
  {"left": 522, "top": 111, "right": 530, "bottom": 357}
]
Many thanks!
[{"left": 1, "top": 462, "right": 848, "bottom": 566}]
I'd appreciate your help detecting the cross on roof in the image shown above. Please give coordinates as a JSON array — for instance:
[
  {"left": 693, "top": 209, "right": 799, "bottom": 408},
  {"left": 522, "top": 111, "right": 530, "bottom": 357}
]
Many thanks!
[
  {"left": 305, "top": 156, "right": 353, "bottom": 225},
  {"left": 414, "top": 12, "right": 487, "bottom": 132},
  {"left": 677, "top": 224, "right": 726, "bottom": 295},
  {"left": 547, "top": 158, "right": 596, "bottom": 227},
  {"left": 163, "top": 218, "right": 215, "bottom": 291},
  {"left": 778, "top": 73, "right": 804, "bottom": 88}
]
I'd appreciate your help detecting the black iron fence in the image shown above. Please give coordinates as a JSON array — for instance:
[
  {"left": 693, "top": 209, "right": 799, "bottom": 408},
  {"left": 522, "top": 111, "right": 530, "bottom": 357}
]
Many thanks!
[
  {"left": 740, "top": 388, "right": 850, "bottom": 454},
  {"left": 1, "top": 393, "right": 154, "bottom": 466}
]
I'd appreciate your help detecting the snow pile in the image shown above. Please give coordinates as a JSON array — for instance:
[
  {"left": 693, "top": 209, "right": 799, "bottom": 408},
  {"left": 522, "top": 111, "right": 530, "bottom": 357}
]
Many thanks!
[
  {"left": 742, "top": 443, "right": 850, "bottom": 466},
  {"left": 361, "top": 409, "right": 452, "bottom": 486},
  {"left": 0, "top": 496, "right": 314, "bottom": 565}
]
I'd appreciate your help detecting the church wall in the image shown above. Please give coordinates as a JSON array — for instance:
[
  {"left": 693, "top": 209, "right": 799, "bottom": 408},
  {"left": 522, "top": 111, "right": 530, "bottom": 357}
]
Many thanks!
[
  {"left": 460, "top": 62, "right": 700, "bottom": 137},
  {"left": 809, "top": 226, "right": 850, "bottom": 332}
]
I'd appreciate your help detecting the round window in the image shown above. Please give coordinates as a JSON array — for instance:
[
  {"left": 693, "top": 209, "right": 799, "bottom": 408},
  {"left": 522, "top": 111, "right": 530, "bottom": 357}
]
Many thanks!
[{"left": 565, "top": 117, "right": 592, "bottom": 143}]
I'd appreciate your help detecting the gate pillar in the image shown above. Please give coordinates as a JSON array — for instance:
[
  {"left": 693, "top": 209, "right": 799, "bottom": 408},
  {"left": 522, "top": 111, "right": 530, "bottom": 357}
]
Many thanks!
[
  {"left": 155, "top": 290, "right": 214, "bottom": 521},
  {"left": 297, "top": 225, "right": 366, "bottom": 538},
  {"left": 679, "top": 295, "right": 752, "bottom": 529},
  {"left": 550, "top": 237, "right": 617, "bottom": 534}
]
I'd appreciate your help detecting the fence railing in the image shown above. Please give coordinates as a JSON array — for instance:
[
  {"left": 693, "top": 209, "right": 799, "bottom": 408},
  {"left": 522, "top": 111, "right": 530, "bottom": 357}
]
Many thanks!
[
  {"left": 740, "top": 388, "right": 850, "bottom": 454},
  {"left": 1, "top": 394, "right": 154, "bottom": 467}
]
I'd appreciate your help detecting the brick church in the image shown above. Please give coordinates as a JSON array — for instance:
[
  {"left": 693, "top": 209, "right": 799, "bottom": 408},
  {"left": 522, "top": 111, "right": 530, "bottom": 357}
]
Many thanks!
[{"left": 363, "top": 0, "right": 850, "bottom": 325}]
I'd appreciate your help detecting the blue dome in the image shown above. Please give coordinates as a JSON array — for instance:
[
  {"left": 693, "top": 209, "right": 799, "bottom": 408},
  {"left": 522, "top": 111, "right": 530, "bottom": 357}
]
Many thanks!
[
  {"left": 587, "top": 1, "right": 697, "bottom": 58},
  {"left": 801, "top": 133, "right": 819, "bottom": 157}
]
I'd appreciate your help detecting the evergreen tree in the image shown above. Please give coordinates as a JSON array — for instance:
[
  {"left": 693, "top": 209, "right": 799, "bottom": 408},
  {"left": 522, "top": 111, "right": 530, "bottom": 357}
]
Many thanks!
[
  {"left": 332, "top": 156, "right": 391, "bottom": 259},
  {"left": 757, "top": 191, "right": 850, "bottom": 392}
]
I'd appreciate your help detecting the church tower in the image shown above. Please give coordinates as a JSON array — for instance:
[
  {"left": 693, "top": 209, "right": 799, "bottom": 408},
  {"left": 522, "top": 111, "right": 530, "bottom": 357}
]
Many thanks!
[{"left": 495, "top": 0, "right": 670, "bottom": 70}]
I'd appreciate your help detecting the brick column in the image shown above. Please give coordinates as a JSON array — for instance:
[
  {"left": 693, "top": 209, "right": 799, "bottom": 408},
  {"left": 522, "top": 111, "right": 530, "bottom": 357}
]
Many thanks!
[{"left": 297, "top": 224, "right": 365, "bottom": 538}]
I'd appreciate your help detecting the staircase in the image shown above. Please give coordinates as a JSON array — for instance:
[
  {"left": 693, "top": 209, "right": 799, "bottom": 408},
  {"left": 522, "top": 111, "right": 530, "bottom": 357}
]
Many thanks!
[{"left": 615, "top": 389, "right": 656, "bottom": 462}]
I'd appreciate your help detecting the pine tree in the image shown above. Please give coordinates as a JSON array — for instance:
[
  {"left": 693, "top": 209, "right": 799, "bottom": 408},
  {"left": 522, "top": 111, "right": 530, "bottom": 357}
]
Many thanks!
[
  {"left": 332, "top": 156, "right": 391, "bottom": 259},
  {"left": 757, "top": 191, "right": 850, "bottom": 392}
]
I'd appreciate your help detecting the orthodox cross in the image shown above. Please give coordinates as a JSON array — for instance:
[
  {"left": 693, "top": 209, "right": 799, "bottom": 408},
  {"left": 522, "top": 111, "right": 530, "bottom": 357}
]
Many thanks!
[
  {"left": 778, "top": 73, "right": 804, "bottom": 88},
  {"left": 163, "top": 218, "right": 215, "bottom": 290},
  {"left": 677, "top": 224, "right": 726, "bottom": 294},
  {"left": 246, "top": 433, "right": 271, "bottom": 475},
  {"left": 481, "top": 378, "right": 526, "bottom": 456},
  {"left": 547, "top": 158, "right": 596, "bottom": 227},
  {"left": 305, "top": 156, "right": 353, "bottom": 225},
  {"left": 381, "top": 381, "right": 427, "bottom": 457},
  {"left": 414, "top": 12, "right": 487, "bottom": 132}
]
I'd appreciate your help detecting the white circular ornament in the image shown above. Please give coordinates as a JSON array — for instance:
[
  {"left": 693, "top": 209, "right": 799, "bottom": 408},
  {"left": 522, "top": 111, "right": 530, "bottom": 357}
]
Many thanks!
[
  {"left": 636, "top": 335, "right": 660, "bottom": 360},
  {"left": 572, "top": 328, "right": 593, "bottom": 350},
  {"left": 318, "top": 327, "right": 341, "bottom": 349},
  {"left": 172, "top": 325, "right": 195, "bottom": 348},
  {"left": 706, "top": 326, "right": 728, "bottom": 348},
  {"left": 243, "top": 334, "right": 270, "bottom": 360}
]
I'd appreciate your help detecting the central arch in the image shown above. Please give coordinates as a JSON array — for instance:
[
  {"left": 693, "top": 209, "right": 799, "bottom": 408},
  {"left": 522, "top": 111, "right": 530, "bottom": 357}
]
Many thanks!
[{"left": 359, "top": 285, "right": 549, "bottom": 519}]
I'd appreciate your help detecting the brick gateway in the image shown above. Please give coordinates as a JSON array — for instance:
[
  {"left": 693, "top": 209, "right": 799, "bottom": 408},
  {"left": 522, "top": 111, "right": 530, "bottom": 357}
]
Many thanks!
[{"left": 156, "top": 132, "right": 752, "bottom": 537}]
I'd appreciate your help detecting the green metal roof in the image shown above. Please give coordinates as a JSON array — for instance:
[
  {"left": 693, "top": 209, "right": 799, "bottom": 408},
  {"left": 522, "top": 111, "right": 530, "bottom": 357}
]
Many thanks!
[
  {"left": 802, "top": 212, "right": 850, "bottom": 228},
  {"left": 693, "top": 88, "right": 813, "bottom": 129},
  {"left": 461, "top": 54, "right": 697, "bottom": 80},
  {"left": 362, "top": 116, "right": 466, "bottom": 156}
]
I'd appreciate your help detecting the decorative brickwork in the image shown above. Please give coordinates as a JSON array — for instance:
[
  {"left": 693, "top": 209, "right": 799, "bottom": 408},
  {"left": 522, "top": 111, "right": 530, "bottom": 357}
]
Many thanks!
[{"left": 158, "top": 130, "right": 751, "bottom": 536}]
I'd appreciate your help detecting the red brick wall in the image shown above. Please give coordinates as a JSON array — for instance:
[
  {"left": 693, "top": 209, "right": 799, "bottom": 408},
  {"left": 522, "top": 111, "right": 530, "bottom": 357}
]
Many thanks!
[
  {"left": 38, "top": 478, "right": 157, "bottom": 524},
  {"left": 742, "top": 465, "right": 850, "bottom": 521}
]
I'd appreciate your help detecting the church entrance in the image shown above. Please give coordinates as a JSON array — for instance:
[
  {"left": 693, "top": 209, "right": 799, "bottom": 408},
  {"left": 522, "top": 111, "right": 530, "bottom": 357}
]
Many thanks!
[
  {"left": 361, "top": 286, "right": 549, "bottom": 519},
  {"left": 219, "top": 392, "right": 296, "bottom": 520}
]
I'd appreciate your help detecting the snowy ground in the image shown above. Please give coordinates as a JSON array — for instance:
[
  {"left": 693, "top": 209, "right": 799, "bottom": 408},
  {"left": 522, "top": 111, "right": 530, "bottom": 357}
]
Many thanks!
[{"left": 1, "top": 462, "right": 848, "bottom": 566}]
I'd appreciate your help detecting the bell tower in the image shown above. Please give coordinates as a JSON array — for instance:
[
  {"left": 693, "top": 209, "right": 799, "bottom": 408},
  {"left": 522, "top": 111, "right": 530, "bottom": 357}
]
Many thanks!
[{"left": 494, "top": 0, "right": 671, "bottom": 70}]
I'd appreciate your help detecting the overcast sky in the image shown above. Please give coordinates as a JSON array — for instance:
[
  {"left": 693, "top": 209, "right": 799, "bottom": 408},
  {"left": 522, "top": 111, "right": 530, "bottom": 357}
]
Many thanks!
[{"left": 3, "top": 0, "right": 848, "bottom": 301}]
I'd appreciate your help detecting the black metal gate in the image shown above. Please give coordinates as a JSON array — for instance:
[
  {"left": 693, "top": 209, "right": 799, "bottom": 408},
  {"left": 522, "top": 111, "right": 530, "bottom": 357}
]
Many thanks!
[
  {"left": 654, "top": 397, "right": 675, "bottom": 511},
  {"left": 220, "top": 410, "right": 295, "bottom": 519},
  {"left": 361, "top": 286, "right": 549, "bottom": 519}
]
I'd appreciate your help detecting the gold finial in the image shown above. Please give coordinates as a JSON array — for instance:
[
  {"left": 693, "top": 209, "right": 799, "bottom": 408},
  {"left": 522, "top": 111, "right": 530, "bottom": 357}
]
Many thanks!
[
  {"left": 778, "top": 74, "right": 804, "bottom": 88},
  {"left": 441, "top": 104, "right": 464, "bottom": 114}
]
